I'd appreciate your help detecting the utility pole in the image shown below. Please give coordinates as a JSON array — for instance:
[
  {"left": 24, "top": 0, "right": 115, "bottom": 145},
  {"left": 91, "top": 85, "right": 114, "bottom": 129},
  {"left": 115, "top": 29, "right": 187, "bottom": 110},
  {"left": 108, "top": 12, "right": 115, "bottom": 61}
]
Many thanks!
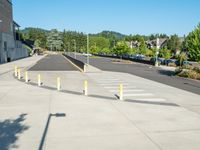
[
  {"left": 73, "top": 39, "right": 76, "bottom": 59},
  {"left": 155, "top": 38, "right": 160, "bottom": 67},
  {"left": 87, "top": 34, "right": 89, "bottom": 65}
]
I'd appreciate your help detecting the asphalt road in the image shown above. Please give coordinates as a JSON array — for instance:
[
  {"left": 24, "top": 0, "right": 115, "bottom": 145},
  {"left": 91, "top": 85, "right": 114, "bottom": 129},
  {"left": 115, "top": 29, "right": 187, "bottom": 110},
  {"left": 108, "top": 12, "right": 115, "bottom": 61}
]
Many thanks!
[
  {"left": 76, "top": 54, "right": 200, "bottom": 95},
  {"left": 29, "top": 54, "right": 78, "bottom": 71}
]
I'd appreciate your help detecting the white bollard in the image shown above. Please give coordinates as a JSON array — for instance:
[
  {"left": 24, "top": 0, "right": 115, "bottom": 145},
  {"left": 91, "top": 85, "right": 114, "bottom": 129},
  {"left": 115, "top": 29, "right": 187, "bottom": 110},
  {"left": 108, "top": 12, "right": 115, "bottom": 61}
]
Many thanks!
[
  {"left": 38, "top": 74, "right": 42, "bottom": 86},
  {"left": 14, "top": 66, "right": 18, "bottom": 77},
  {"left": 57, "top": 77, "right": 61, "bottom": 91},
  {"left": 25, "top": 71, "right": 29, "bottom": 83},
  {"left": 18, "top": 69, "right": 21, "bottom": 80},
  {"left": 119, "top": 84, "right": 123, "bottom": 100},
  {"left": 84, "top": 80, "right": 88, "bottom": 96}
]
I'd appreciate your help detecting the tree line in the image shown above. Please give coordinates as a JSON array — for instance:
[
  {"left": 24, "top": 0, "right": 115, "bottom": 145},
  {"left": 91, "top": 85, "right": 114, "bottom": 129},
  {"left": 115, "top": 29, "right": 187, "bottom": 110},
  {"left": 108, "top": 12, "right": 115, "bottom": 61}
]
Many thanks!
[{"left": 21, "top": 24, "right": 200, "bottom": 62}]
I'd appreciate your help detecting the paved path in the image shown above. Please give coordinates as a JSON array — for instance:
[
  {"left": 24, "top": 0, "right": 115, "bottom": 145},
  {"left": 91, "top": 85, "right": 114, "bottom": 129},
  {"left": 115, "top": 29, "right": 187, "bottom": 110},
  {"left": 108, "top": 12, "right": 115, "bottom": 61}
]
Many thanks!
[
  {"left": 75, "top": 54, "right": 200, "bottom": 95},
  {"left": 0, "top": 55, "right": 200, "bottom": 150},
  {"left": 29, "top": 54, "right": 78, "bottom": 71}
]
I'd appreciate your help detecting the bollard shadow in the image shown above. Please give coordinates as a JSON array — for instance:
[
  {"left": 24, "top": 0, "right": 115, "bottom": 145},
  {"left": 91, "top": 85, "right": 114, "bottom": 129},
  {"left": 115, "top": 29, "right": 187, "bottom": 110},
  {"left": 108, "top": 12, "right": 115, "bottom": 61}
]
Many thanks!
[
  {"left": 125, "top": 99, "right": 179, "bottom": 107},
  {"left": 39, "top": 113, "right": 66, "bottom": 150},
  {"left": 14, "top": 74, "right": 117, "bottom": 101},
  {"left": 0, "top": 114, "right": 29, "bottom": 150}
]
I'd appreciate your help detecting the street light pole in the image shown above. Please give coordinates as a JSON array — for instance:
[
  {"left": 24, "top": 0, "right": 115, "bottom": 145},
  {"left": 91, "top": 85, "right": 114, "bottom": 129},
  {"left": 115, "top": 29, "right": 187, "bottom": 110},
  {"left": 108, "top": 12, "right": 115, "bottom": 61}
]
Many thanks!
[
  {"left": 73, "top": 39, "right": 77, "bottom": 59},
  {"left": 155, "top": 38, "right": 160, "bottom": 67},
  {"left": 87, "top": 34, "right": 89, "bottom": 65}
]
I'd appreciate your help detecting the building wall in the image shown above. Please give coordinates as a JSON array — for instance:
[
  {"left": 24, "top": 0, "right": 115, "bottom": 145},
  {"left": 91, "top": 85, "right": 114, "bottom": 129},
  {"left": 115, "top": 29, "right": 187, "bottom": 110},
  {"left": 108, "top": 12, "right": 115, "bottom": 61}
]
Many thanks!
[
  {"left": 0, "top": 0, "right": 28, "bottom": 63},
  {"left": 0, "top": 0, "right": 13, "bottom": 35}
]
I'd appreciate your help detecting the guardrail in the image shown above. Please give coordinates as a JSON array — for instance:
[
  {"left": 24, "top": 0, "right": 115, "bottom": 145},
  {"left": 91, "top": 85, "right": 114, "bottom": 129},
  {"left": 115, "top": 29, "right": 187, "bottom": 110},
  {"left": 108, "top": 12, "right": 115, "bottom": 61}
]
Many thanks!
[{"left": 62, "top": 54, "right": 85, "bottom": 72}]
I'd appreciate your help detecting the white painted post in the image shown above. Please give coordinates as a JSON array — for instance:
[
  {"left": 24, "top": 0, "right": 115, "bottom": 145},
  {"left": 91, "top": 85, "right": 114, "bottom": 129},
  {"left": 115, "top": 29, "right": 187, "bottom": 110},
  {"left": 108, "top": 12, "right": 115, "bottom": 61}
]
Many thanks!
[
  {"left": 25, "top": 71, "right": 29, "bottom": 83},
  {"left": 57, "top": 77, "right": 61, "bottom": 91},
  {"left": 84, "top": 80, "right": 88, "bottom": 96},
  {"left": 119, "top": 84, "right": 123, "bottom": 100},
  {"left": 38, "top": 74, "right": 41, "bottom": 86},
  {"left": 14, "top": 66, "right": 18, "bottom": 77},
  {"left": 18, "top": 69, "right": 21, "bottom": 80}
]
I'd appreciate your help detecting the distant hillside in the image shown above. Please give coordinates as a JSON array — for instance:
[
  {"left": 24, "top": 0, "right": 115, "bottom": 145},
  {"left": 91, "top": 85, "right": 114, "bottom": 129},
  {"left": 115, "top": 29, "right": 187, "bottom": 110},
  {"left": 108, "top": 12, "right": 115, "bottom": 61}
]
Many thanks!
[
  {"left": 20, "top": 28, "right": 126, "bottom": 40},
  {"left": 91, "top": 31, "right": 126, "bottom": 40},
  {"left": 20, "top": 27, "right": 49, "bottom": 34}
]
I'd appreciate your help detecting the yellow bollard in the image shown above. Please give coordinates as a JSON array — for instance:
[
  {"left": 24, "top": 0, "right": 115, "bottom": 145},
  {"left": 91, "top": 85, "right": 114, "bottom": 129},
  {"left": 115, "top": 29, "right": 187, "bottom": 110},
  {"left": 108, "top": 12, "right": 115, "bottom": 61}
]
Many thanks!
[
  {"left": 25, "top": 71, "right": 29, "bottom": 83},
  {"left": 119, "top": 84, "right": 123, "bottom": 100},
  {"left": 14, "top": 66, "right": 18, "bottom": 77},
  {"left": 38, "top": 74, "right": 41, "bottom": 86},
  {"left": 57, "top": 77, "right": 61, "bottom": 91},
  {"left": 18, "top": 69, "right": 21, "bottom": 80},
  {"left": 84, "top": 80, "right": 88, "bottom": 96}
]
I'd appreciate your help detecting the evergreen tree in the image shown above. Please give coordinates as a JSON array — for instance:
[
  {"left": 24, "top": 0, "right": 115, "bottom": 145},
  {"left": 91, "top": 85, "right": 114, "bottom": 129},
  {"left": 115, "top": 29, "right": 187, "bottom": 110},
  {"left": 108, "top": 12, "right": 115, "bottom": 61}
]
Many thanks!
[{"left": 184, "top": 24, "right": 200, "bottom": 61}]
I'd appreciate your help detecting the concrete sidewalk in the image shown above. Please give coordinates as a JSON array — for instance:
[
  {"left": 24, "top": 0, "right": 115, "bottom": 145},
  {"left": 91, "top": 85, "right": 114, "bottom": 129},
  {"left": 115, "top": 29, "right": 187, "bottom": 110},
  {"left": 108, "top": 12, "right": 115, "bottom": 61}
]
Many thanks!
[{"left": 0, "top": 56, "right": 200, "bottom": 150}]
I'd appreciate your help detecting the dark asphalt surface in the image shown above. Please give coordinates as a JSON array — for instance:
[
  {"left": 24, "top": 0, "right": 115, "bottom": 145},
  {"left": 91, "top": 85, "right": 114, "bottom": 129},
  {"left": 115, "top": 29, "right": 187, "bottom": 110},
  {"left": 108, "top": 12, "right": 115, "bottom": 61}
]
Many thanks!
[
  {"left": 76, "top": 54, "right": 200, "bottom": 95},
  {"left": 29, "top": 55, "right": 78, "bottom": 71}
]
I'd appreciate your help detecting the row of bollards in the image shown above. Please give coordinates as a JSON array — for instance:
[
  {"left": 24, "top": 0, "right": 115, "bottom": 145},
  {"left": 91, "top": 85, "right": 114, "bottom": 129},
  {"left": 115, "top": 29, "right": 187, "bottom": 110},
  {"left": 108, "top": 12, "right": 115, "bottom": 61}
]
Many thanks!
[{"left": 14, "top": 66, "right": 124, "bottom": 100}]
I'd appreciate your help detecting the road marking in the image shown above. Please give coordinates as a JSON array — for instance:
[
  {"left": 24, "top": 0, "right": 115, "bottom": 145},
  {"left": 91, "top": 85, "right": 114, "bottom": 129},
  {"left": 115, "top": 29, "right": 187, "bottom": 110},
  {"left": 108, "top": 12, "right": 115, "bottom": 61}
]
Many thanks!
[
  {"left": 109, "top": 89, "right": 144, "bottom": 93},
  {"left": 131, "top": 98, "right": 166, "bottom": 102},
  {"left": 123, "top": 93, "right": 154, "bottom": 97},
  {"left": 100, "top": 83, "right": 130, "bottom": 86},
  {"left": 97, "top": 79, "right": 122, "bottom": 82},
  {"left": 104, "top": 86, "right": 136, "bottom": 89}
]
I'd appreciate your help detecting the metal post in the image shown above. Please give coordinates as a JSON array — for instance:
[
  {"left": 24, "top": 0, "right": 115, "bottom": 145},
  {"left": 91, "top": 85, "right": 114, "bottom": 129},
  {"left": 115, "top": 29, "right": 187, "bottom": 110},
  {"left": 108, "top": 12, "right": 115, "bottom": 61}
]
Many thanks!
[
  {"left": 14, "top": 66, "right": 18, "bottom": 77},
  {"left": 38, "top": 74, "right": 41, "bottom": 86},
  {"left": 25, "top": 71, "right": 29, "bottom": 83},
  {"left": 18, "top": 69, "right": 21, "bottom": 80},
  {"left": 84, "top": 80, "right": 88, "bottom": 96},
  {"left": 57, "top": 77, "right": 61, "bottom": 91},
  {"left": 155, "top": 38, "right": 160, "bottom": 67},
  {"left": 73, "top": 40, "right": 77, "bottom": 59},
  {"left": 119, "top": 84, "right": 123, "bottom": 100},
  {"left": 87, "top": 34, "right": 89, "bottom": 65}
]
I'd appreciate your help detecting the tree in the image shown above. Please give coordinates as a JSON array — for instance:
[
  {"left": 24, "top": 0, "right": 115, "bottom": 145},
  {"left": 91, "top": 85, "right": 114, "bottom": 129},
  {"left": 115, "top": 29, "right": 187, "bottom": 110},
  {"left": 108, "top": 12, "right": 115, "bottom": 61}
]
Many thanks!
[
  {"left": 113, "top": 41, "right": 130, "bottom": 56},
  {"left": 184, "top": 24, "right": 200, "bottom": 61},
  {"left": 23, "top": 28, "right": 47, "bottom": 48},
  {"left": 159, "top": 47, "right": 171, "bottom": 59},
  {"left": 167, "top": 34, "right": 181, "bottom": 55},
  {"left": 139, "top": 37, "right": 147, "bottom": 54},
  {"left": 89, "top": 36, "right": 110, "bottom": 54},
  {"left": 47, "top": 29, "right": 63, "bottom": 51},
  {"left": 62, "top": 30, "right": 87, "bottom": 53},
  {"left": 34, "top": 39, "right": 41, "bottom": 48},
  {"left": 178, "top": 52, "right": 188, "bottom": 66}
]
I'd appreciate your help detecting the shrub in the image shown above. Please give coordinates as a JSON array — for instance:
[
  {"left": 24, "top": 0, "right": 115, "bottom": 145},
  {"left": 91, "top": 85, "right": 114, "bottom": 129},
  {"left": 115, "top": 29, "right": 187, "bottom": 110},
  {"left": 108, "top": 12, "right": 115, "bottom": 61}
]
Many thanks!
[{"left": 168, "top": 62, "right": 177, "bottom": 67}]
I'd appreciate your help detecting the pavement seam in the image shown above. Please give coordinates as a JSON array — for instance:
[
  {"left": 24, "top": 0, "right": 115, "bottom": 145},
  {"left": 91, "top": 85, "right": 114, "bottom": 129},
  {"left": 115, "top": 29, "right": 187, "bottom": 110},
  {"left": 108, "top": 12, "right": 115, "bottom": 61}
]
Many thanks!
[
  {"left": 0, "top": 69, "right": 13, "bottom": 76},
  {"left": 108, "top": 102, "right": 163, "bottom": 150}
]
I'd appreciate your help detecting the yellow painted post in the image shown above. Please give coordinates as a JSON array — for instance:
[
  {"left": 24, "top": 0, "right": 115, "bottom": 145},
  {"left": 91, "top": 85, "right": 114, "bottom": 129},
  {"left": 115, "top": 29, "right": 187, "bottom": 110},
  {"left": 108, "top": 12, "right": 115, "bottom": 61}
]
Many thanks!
[
  {"left": 14, "top": 66, "right": 18, "bottom": 77},
  {"left": 57, "top": 77, "right": 61, "bottom": 91},
  {"left": 119, "top": 84, "right": 123, "bottom": 100},
  {"left": 18, "top": 69, "right": 21, "bottom": 80},
  {"left": 84, "top": 80, "right": 88, "bottom": 96},
  {"left": 25, "top": 71, "right": 29, "bottom": 83},
  {"left": 38, "top": 74, "right": 41, "bottom": 86}
]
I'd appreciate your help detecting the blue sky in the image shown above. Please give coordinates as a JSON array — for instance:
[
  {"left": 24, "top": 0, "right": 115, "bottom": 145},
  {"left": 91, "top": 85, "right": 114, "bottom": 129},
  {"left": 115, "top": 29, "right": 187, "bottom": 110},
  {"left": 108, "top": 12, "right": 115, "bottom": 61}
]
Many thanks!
[{"left": 13, "top": 0, "right": 200, "bottom": 36}]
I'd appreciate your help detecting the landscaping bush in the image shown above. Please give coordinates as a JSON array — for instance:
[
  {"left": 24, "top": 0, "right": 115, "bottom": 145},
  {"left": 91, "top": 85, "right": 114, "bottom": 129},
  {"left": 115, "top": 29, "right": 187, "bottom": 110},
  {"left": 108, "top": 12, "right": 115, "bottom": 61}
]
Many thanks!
[
  {"left": 176, "top": 66, "right": 200, "bottom": 80},
  {"left": 168, "top": 62, "right": 177, "bottom": 67}
]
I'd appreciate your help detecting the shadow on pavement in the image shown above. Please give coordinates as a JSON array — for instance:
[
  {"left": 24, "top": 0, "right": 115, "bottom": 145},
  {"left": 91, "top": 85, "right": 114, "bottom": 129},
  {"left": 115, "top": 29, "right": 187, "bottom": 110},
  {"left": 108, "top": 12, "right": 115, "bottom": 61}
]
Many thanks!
[
  {"left": 18, "top": 77, "right": 116, "bottom": 101},
  {"left": 39, "top": 113, "right": 66, "bottom": 150},
  {"left": 125, "top": 99, "right": 179, "bottom": 107},
  {"left": 0, "top": 114, "right": 29, "bottom": 150},
  {"left": 157, "top": 69, "right": 175, "bottom": 76}
]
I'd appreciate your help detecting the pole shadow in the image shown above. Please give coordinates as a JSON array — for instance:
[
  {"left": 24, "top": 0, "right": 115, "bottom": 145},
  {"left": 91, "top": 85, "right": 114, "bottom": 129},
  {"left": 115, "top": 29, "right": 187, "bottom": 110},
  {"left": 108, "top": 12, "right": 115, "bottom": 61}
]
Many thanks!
[{"left": 39, "top": 113, "right": 66, "bottom": 150}]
